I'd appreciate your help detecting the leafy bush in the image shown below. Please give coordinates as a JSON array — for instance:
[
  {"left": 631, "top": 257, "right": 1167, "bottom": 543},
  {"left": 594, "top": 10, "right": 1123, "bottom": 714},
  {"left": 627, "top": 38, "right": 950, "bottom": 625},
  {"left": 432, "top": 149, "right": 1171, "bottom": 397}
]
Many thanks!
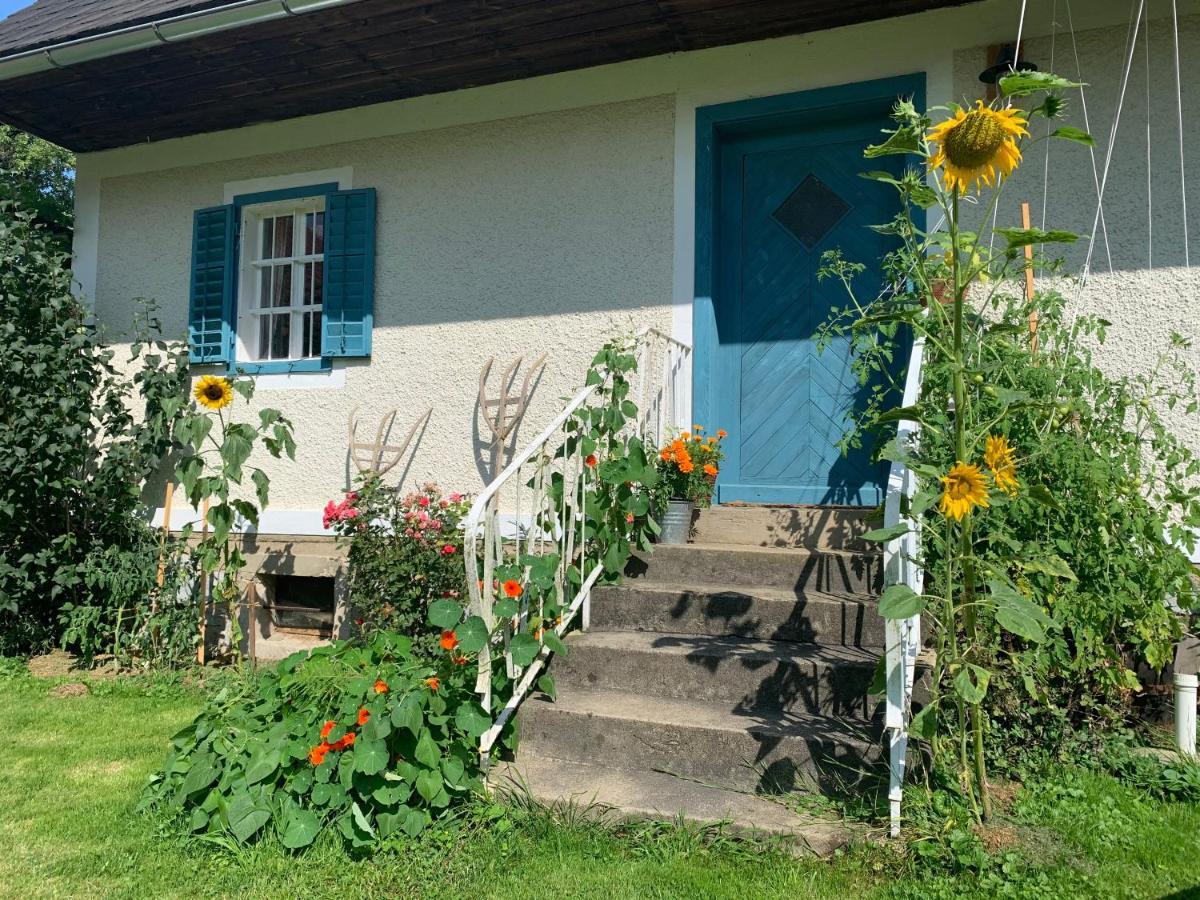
[
  {"left": 327, "top": 479, "right": 470, "bottom": 653},
  {"left": 141, "top": 630, "right": 492, "bottom": 850},
  {"left": 0, "top": 203, "right": 191, "bottom": 655}
]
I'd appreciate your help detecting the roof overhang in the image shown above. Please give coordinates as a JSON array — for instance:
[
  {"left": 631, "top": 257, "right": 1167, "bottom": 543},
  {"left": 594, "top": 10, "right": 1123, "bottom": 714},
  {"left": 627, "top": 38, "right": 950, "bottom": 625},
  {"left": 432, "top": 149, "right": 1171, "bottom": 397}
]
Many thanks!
[{"left": 0, "top": 0, "right": 977, "bottom": 152}]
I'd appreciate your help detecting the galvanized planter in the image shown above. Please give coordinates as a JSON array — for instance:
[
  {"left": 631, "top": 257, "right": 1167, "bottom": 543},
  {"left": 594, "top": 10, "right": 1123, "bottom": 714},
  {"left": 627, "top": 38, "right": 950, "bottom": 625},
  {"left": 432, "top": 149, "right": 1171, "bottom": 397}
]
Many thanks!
[{"left": 658, "top": 499, "right": 694, "bottom": 544}]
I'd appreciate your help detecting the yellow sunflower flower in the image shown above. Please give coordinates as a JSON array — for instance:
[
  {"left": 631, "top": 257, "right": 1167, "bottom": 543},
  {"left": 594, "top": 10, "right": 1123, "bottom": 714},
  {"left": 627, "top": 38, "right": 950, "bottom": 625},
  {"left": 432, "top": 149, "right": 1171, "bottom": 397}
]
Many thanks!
[
  {"left": 193, "top": 375, "right": 234, "bottom": 411},
  {"left": 984, "top": 434, "right": 1019, "bottom": 495},
  {"left": 939, "top": 461, "right": 990, "bottom": 521},
  {"left": 927, "top": 100, "right": 1028, "bottom": 193}
]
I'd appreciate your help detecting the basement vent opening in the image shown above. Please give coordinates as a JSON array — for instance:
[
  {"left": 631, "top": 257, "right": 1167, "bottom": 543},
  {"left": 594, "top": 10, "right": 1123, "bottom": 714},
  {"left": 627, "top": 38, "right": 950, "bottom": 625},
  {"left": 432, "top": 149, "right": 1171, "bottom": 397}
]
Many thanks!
[{"left": 269, "top": 575, "right": 335, "bottom": 638}]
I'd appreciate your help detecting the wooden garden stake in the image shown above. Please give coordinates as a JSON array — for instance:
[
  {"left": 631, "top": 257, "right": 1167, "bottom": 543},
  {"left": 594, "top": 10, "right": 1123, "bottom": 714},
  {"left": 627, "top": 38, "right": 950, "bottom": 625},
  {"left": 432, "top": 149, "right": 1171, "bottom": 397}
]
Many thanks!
[
  {"left": 478, "top": 353, "right": 547, "bottom": 481},
  {"left": 246, "top": 580, "right": 258, "bottom": 665},
  {"left": 154, "top": 482, "right": 175, "bottom": 596},
  {"left": 196, "top": 498, "right": 210, "bottom": 666},
  {"left": 1021, "top": 201, "right": 1038, "bottom": 355},
  {"left": 348, "top": 406, "right": 431, "bottom": 478}
]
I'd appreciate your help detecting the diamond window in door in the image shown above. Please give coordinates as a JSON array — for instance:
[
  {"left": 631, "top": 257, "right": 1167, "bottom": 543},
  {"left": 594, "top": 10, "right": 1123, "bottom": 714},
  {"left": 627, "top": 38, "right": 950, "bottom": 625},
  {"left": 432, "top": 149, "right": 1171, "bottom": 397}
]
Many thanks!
[{"left": 771, "top": 173, "right": 851, "bottom": 250}]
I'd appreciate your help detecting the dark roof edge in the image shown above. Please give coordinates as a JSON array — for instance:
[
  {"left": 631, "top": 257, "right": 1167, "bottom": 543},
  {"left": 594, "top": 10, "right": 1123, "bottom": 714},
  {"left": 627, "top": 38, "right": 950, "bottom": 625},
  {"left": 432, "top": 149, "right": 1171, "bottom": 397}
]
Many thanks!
[{"left": 0, "top": 0, "right": 366, "bottom": 81}]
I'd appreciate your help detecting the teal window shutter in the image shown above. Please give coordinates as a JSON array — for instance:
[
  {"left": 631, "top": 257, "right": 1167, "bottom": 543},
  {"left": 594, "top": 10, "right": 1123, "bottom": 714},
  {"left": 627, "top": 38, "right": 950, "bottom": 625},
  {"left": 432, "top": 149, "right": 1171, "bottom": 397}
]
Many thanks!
[
  {"left": 188, "top": 205, "right": 235, "bottom": 364},
  {"left": 322, "top": 188, "right": 376, "bottom": 358}
]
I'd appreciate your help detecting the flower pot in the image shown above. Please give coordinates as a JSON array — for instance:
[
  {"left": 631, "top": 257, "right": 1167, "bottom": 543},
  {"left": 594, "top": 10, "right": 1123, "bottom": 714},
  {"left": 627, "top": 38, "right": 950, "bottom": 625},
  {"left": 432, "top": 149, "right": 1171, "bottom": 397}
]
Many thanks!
[{"left": 659, "top": 499, "right": 694, "bottom": 545}]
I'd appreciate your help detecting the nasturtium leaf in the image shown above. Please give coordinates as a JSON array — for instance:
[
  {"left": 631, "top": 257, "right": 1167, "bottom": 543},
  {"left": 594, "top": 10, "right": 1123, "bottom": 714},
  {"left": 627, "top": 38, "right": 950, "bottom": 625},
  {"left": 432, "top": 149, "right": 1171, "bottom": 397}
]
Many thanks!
[
  {"left": 990, "top": 579, "right": 1052, "bottom": 643},
  {"left": 415, "top": 730, "right": 440, "bottom": 770},
  {"left": 456, "top": 616, "right": 489, "bottom": 653},
  {"left": 862, "top": 523, "right": 911, "bottom": 544},
  {"left": 415, "top": 769, "right": 443, "bottom": 804},
  {"left": 493, "top": 598, "right": 519, "bottom": 620},
  {"left": 280, "top": 807, "right": 322, "bottom": 849},
  {"left": 537, "top": 672, "right": 557, "bottom": 701},
  {"left": 508, "top": 633, "right": 541, "bottom": 668},
  {"left": 454, "top": 701, "right": 492, "bottom": 739},
  {"left": 228, "top": 793, "right": 271, "bottom": 843},
  {"left": 311, "top": 782, "right": 333, "bottom": 806},
  {"left": 427, "top": 599, "right": 463, "bottom": 629},
  {"left": 391, "top": 696, "right": 423, "bottom": 737},
  {"left": 542, "top": 630, "right": 568, "bottom": 657},
  {"left": 953, "top": 664, "right": 991, "bottom": 704},
  {"left": 354, "top": 739, "right": 389, "bottom": 776},
  {"left": 373, "top": 784, "right": 412, "bottom": 807},
  {"left": 878, "top": 584, "right": 926, "bottom": 619}
]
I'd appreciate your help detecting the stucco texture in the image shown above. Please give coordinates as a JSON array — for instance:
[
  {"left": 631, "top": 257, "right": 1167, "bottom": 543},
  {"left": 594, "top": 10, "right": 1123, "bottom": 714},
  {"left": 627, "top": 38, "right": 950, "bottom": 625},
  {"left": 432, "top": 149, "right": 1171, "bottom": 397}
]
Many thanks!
[
  {"left": 952, "top": 12, "right": 1200, "bottom": 458},
  {"left": 95, "top": 96, "right": 675, "bottom": 511}
]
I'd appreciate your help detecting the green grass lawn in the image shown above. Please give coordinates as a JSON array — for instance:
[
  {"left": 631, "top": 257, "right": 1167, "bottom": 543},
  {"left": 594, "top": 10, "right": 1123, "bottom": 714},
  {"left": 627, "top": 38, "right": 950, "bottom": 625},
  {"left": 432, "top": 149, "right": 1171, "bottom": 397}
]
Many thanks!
[{"left": 3, "top": 669, "right": 1200, "bottom": 899}]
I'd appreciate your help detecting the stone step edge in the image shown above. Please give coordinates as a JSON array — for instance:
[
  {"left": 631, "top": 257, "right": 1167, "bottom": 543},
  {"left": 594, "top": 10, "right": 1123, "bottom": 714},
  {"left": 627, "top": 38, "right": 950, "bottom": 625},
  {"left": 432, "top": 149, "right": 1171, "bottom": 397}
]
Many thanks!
[
  {"left": 562, "top": 629, "right": 881, "bottom": 669},
  {"left": 593, "top": 580, "right": 879, "bottom": 606}
]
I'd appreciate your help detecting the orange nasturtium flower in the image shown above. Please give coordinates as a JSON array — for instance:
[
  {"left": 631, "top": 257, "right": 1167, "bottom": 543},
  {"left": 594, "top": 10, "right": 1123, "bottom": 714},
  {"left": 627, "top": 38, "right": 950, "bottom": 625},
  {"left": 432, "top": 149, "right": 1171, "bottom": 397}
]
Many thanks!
[
  {"left": 357, "top": 708, "right": 371, "bottom": 726},
  {"left": 424, "top": 676, "right": 440, "bottom": 692},
  {"left": 440, "top": 629, "right": 459, "bottom": 651},
  {"left": 584, "top": 454, "right": 597, "bottom": 468},
  {"left": 374, "top": 679, "right": 389, "bottom": 694},
  {"left": 333, "top": 733, "right": 356, "bottom": 750},
  {"left": 308, "top": 744, "right": 331, "bottom": 766},
  {"left": 502, "top": 579, "right": 523, "bottom": 598},
  {"left": 320, "top": 720, "right": 336, "bottom": 740},
  {"left": 452, "top": 652, "right": 469, "bottom": 666}
]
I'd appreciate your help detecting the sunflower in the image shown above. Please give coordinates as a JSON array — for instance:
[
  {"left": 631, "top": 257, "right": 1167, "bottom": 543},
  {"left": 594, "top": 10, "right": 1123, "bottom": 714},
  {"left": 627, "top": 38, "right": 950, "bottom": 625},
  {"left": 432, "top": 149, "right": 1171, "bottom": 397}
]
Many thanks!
[
  {"left": 927, "top": 100, "right": 1027, "bottom": 193},
  {"left": 193, "top": 374, "right": 233, "bottom": 411},
  {"left": 939, "top": 461, "right": 990, "bottom": 521},
  {"left": 984, "top": 434, "right": 1019, "bottom": 495}
]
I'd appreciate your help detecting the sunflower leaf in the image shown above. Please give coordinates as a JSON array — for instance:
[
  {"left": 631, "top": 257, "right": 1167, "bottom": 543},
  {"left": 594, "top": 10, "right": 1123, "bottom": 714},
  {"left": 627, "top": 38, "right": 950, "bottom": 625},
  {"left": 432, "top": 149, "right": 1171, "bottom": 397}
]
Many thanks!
[
  {"left": 1051, "top": 126, "right": 1094, "bottom": 146},
  {"left": 994, "top": 227, "right": 1078, "bottom": 249},
  {"left": 865, "top": 126, "right": 923, "bottom": 158},
  {"left": 878, "top": 584, "right": 926, "bottom": 619},
  {"left": 999, "top": 71, "right": 1083, "bottom": 97}
]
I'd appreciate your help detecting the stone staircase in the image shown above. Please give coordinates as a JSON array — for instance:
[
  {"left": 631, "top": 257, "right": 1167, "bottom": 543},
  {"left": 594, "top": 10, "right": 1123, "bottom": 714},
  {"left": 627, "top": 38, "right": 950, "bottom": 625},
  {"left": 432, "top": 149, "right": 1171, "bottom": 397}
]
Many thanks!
[{"left": 494, "top": 505, "right": 886, "bottom": 852}]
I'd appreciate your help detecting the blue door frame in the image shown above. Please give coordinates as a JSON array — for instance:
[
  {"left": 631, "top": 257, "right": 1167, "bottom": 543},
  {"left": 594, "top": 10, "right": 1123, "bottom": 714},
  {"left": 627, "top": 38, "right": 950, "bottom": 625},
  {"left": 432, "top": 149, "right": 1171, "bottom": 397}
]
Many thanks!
[{"left": 693, "top": 73, "right": 925, "bottom": 506}]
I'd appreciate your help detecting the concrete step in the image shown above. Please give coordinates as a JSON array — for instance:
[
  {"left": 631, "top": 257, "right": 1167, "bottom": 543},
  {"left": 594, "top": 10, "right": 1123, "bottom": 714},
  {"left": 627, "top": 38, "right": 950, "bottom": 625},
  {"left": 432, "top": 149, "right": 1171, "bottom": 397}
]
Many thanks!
[
  {"left": 492, "top": 753, "right": 854, "bottom": 855},
  {"left": 517, "top": 689, "right": 881, "bottom": 794},
  {"left": 553, "top": 630, "right": 878, "bottom": 718},
  {"left": 692, "top": 505, "right": 875, "bottom": 551},
  {"left": 627, "top": 544, "right": 881, "bottom": 597},
  {"left": 590, "top": 581, "right": 885, "bottom": 649}
]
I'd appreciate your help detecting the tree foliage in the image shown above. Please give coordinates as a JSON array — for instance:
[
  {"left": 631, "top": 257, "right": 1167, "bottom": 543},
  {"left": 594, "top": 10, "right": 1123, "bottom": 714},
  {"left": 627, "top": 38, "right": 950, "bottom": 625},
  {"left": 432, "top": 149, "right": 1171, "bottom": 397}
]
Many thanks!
[{"left": 0, "top": 126, "right": 74, "bottom": 246}]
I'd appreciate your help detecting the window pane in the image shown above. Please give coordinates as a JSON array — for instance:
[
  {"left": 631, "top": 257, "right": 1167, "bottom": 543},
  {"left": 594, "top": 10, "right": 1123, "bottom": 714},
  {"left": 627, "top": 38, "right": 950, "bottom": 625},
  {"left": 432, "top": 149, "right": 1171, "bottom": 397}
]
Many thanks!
[
  {"left": 272, "top": 264, "right": 292, "bottom": 308},
  {"left": 259, "top": 267, "right": 272, "bottom": 309},
  {"left": 257, "top": 316, "right": 271, "bottom": 360},
  {"left": 303, "top": 261, "right": 324, "bottom": 306},
  {"left": 302, "top": 310, "right": 322, "bottom": 358},
  {"left": 272, "top": 215, "right": 293, "bottom": 258},
  {"left": 261, "top": 218, "right": 274, "bottom": 260},
  {"left": 271, "top": 313, "right": 290, "bottom": 359},
  {"left": 313, "top": 211, "right": 324, "bottom": 255}
]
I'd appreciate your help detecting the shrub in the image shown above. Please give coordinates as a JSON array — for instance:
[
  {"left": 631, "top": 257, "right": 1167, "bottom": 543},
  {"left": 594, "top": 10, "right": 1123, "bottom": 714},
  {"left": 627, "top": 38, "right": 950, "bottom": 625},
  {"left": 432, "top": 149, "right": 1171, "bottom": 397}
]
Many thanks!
[
  {"left": 0, "top": 202, "right": 191, "bottom": 655},
  {"left": 141, "top": 629, "right": 493, "bottom": 850},
  {"left": 326, "top": 479, "right": 470, "bottom": 653}
]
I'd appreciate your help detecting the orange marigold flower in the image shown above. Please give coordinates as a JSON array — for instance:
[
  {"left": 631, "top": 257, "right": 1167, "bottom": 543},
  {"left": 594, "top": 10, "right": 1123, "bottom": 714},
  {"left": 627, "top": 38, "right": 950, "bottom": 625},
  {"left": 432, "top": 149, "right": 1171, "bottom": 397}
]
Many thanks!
[
  {"left": 659, "top": 447, "right": 673, "bottom": 461},
  {"left": 584, "top": 454, "right": 597, "bottom": 468},
  {"left": 693, "top": 424, "right": 703, "bottom": 432},
  {"left": 440, "top": 629, "right": 459, "bottom": 651},
  {"left": 703, "top": 463, "right": 718, "bottom": 477},
  {"left": 308, "top": 744, "right": 330, "bottom": 766},
  {"left": 357, "top": 708, "right": 370, "bottom": 726},
  {"left": 320, "top": 720, "right": 336, "bottom": 740},
  {"left": 373, "top": 679, "right": 389, "bottom": 694},
  {"left": 502, "top": 579, "right": 523, "bottom": 598},
  {"left": 681, "top": 432, "right": 690, "bottom": 440},
  {"left": 679, "top": 459, "right": 694, "bottom": 474},
  {"left": 717, "top": 429, "right": 728, "bottom": 439},
  {"left": 424, "top": 676, "right": 440, "bottom": 691}
]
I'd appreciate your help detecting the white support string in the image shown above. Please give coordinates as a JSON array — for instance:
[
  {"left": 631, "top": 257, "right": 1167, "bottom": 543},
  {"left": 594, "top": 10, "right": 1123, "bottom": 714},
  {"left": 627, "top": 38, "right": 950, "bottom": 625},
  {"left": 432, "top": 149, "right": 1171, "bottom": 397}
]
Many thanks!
[
  {"left": 989, "top": 0, "right": 1031, "bottom": 259},
  {"left": 1081, "top": 0, "right": 1145, "bottom": 285},
  {"left": 1040, "top": 0, "right": 1059, "bottom": 269},
  {"left": 1171, "top": 0, "right": 1191, "bottom": 268},
  {"left": 1065, "top": 0, "right": 1113, "bottom": 274}
]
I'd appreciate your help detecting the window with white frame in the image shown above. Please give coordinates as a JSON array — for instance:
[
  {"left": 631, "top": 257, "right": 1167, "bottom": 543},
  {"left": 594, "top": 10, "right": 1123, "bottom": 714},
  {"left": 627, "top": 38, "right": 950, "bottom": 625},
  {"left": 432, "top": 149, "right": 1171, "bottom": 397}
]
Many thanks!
[{"left": 237, "top": 199, "right": 326, "bottom": 362}]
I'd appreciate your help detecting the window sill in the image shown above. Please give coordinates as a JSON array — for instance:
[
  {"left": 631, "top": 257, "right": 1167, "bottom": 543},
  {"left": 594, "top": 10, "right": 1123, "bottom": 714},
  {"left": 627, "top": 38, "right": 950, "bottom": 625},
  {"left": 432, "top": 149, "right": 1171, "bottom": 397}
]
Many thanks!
[{"left": 229, "top": 358, "right": 332, "bottom": 376}]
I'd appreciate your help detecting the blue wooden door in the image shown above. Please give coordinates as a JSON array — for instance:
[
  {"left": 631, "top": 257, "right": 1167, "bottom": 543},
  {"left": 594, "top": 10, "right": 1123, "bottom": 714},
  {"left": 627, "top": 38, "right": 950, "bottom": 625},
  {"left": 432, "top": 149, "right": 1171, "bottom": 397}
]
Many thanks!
[{"left": 710, "top": 108, "right": 905, "bottom": 506}]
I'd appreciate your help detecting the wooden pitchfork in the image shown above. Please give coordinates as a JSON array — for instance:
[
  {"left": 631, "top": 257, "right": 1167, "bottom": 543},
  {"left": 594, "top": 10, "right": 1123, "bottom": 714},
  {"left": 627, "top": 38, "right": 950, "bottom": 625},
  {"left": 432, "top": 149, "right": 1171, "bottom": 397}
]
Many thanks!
[
  {"left": 478, "top": 352, "right": 547, "bottom": 481},
  {"left": 348, "top": 406, "right": 432, "bottom": 478}
]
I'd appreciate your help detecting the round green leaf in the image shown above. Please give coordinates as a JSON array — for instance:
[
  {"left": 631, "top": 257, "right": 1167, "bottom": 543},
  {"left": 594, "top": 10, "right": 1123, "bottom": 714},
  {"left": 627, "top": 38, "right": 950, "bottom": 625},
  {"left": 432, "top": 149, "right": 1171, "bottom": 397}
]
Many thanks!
[
  {"left": 428, "top": 599, "right": 463, "bottom": 629},
  {"left": 280, "top": 807, "right": 322, "bottom": 849},
  {"left": 353, "top": 739, "right": 389, "bottom": 776},
  {"left": 457, "top": 616, "right": 489, "bottom": 654}
]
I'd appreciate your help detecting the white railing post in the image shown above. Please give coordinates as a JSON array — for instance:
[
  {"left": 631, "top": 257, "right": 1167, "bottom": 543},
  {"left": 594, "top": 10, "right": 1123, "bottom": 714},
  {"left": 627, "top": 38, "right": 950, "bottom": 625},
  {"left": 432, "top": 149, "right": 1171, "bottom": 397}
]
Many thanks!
[
  {"left": 465, "top": 326, "right": 691, "bottom": 765},
  {"left": 883, "top": 334, "right": 926, "bottom": 838}
]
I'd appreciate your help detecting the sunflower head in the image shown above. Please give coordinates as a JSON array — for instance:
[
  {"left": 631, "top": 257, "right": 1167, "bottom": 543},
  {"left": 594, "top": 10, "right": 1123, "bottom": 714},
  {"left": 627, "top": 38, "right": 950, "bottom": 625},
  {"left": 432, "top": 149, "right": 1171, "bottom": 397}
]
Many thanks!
[
  {"left": 927, "top": 101, "right": 1028, "bottom": 193},
  {"left": 939, "top": 461, "right": 990, "bottom": 521},
  {"left": 193, "top": 375, "right": 234, "bottom": 411},
  {"left": 984, "top": 435, "right": 1019, "bottom": 495}
]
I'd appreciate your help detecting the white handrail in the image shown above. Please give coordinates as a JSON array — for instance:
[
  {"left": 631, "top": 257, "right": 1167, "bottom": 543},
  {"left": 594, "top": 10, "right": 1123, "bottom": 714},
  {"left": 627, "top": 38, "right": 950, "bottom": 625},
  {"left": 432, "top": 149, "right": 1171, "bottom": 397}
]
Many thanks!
[
  {"left": 883, "top": 333, "right": 927, "bottom": 837},
  {"left": 464, "top": 327, "right": 692, "bottom": 766}
]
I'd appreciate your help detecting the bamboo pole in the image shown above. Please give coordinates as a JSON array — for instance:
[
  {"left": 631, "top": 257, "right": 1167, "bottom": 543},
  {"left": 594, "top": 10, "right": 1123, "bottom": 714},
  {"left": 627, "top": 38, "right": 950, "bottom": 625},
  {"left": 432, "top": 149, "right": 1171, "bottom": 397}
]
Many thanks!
[
  {"left": 196, "top": 498, "right": 210, "bottom": 666},
  {"left": 1021, "top": 201, "right": 1038, "bottom": 354}
]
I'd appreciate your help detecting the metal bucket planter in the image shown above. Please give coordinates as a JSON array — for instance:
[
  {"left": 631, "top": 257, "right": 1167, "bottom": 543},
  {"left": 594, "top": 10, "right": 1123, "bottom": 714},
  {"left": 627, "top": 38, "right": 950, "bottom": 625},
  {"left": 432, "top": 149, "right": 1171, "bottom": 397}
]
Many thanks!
[{"left": 658, "top": 499, "right": 694, "bottom": 544}]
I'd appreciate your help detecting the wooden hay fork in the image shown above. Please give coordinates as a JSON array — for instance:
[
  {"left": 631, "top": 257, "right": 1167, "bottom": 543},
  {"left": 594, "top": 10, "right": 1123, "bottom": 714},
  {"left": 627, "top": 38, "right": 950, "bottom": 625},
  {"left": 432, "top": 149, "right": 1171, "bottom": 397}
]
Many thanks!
[
  {"left": 478, "top": 352, "right": 547, "bottom": 480},
  {"left": 348, "top": 406, "right": 432, "bottom": 478}
]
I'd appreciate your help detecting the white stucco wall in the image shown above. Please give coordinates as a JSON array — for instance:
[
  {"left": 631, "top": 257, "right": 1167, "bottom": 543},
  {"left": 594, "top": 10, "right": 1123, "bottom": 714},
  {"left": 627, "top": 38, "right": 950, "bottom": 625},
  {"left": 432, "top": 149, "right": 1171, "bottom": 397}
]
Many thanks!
[{"left": 76, "top": 0, "right": 1199, "bottom": 525}]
